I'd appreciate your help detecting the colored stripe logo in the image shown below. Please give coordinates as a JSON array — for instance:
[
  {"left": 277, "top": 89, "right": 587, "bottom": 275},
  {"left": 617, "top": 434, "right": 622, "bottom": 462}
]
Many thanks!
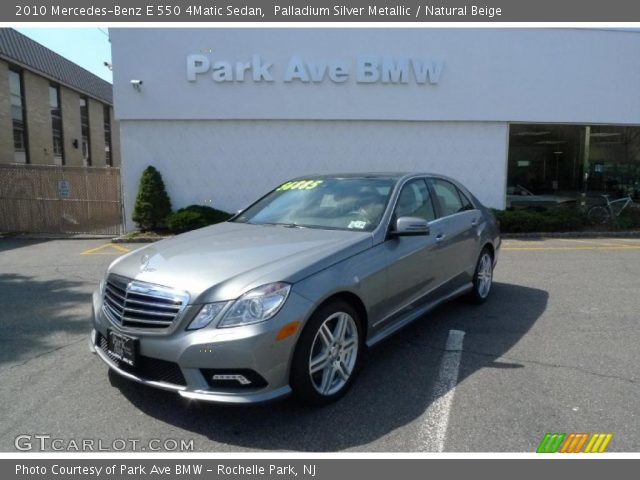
[
  {"left": 584, "top": 433, "right": 614, "bottom": 453},
  {"left": 537, "top": 433, "right": 613, "bottom": 453}
]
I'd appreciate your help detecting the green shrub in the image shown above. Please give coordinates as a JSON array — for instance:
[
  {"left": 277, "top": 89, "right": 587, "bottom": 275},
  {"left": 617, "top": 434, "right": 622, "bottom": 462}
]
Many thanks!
[
  {"left": 132, "top": 166, "right": 172, "bottom": 230},
  {"left": 167, "top": 205, "right": 232, "bottom": 233},
  {"left": 616, "top": 208, "right": 640, "bottom": 230},
  {"left": 493, "top": 208, "right": 589, "bottom": 233}
]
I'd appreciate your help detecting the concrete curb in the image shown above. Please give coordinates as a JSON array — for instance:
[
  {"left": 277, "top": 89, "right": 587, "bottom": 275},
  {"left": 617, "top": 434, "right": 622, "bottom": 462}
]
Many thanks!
[
  {"left": 503, "top": 231, "right": 640, "bottom": 239},
  {"left": 111, "top": 235, "right": 172, "bottom": 244}
]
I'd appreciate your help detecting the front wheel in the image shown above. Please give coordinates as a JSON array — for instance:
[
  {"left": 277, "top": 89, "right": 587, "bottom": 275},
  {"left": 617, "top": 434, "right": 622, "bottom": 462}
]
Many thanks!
[
  {"left": 467, "top": 248, "right": 494, "bottom": 304},
  {"left": 290, "top": 301, "right": 362, "bottom": 405},
  {"left": 588, "top": 205, "right": 610, "bottom": 225}
]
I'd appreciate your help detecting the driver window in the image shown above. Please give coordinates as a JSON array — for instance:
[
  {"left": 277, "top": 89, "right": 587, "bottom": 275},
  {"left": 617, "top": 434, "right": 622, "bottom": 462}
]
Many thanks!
[{"left": 394, "top": 179, "right": 436, "bottom": 222}]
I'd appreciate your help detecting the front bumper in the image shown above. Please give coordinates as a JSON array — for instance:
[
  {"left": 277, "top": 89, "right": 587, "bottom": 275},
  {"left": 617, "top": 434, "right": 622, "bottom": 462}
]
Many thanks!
[{"left": 90, "top": 289, "right": 314, "bottom": 404}]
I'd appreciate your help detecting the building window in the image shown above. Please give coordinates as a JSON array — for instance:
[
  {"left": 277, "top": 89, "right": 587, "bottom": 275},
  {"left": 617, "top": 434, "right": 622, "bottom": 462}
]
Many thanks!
[
  {"left": 49, "top": 84, "right": 64, "bottom": 165},
  {"left": 103, "top": 104, "right": 112, "bottom": 166},
  {"left": 507, "top": 124, "right": 640, "bottom": 208},
  {"left": 9, "top": 69, "right": 28, "bottom": 164},
  {"left": 80, "top": 96, "right": 91, "bottom": 166}
]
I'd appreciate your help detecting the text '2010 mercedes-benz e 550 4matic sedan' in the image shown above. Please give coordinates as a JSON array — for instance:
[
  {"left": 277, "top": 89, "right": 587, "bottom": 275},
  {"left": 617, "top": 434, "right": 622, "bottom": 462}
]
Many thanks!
[{"left": 90, "top": 173, "right": 500, "bottom": 405}]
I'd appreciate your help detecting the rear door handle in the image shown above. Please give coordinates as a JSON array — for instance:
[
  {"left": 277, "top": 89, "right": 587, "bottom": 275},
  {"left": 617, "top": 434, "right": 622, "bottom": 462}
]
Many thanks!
[
  {"left": 471, "top": 218, "right": 478, "bottom": 226},
  {"left": 435, "top": 233, "right": 446, "bottom": 243}
]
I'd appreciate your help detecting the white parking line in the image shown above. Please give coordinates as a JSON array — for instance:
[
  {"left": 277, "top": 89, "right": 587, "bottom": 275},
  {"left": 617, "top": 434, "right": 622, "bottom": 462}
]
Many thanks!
[{"left": 418, "top": 329, "right": 466, "bottom": 452}]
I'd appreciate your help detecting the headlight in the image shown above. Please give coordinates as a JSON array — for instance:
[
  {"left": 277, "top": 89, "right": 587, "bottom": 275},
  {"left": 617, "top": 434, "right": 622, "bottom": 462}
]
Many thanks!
[
  {"left": 187, "top": 302, "right": 226, "bottom": 330},
  {"left": 218, "top": 282, "right": 291, "bottom": 328}
]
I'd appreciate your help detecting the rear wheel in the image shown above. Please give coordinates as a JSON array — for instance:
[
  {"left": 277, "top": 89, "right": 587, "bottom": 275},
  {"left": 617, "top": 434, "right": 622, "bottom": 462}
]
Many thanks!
[
  {"left": 467, "top": 248, "right": 494, "bottom": 304},
  {"left": 290, "top": 300, "right": 362, "bottom": 405}
]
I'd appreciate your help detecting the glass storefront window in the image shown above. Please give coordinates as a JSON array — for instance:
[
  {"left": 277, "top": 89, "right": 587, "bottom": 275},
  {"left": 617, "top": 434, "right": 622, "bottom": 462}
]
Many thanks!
[
  {"left": 586, "top": 126, "right": 640, "bottom": 197},
  {"left": 507, "top": 124, "right": 640, "bottom": 209}
]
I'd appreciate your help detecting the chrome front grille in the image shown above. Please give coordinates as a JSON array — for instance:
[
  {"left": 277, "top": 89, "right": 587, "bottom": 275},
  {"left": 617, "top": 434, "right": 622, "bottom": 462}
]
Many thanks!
[{"left": 102, "top": 274, "right": 189, "bottom": 330}]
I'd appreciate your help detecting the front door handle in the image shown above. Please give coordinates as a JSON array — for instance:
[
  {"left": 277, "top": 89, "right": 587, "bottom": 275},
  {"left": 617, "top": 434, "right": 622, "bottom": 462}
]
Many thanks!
[
  {"left": 435, "top": 233, "right": 446, "bottom": 243},
  {"left": 471, "top": 218, "right": 478, "bottom": 226}
]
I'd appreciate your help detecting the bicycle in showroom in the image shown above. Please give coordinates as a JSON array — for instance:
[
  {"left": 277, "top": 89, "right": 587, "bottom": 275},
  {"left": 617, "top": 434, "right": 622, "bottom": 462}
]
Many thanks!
[{"left": 587, "top": 193, "right": 634, "bottom": 225}]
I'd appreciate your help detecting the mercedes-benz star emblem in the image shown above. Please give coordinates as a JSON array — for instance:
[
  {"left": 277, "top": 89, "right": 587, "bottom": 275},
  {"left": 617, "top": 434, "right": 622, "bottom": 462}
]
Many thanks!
[{"left": 140, "top": 254, "right": 150, "bottom": 271}]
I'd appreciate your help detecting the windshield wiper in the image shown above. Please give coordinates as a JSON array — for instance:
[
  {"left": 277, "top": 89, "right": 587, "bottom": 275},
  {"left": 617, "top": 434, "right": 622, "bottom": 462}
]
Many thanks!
[
  {"left": 252, "top": 222, "right": 307, "bottom": 229},
  {"left": 274, "top": 223, "right": 307, "bottom": 229}
]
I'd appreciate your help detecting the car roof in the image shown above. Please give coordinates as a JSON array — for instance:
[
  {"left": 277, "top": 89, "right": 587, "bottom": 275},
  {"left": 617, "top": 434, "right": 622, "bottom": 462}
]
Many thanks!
[
  {"left": 288, "top": 172, "right": 475, "bottom": 201},
  {"left": 291, "top": 172, "right": 446, "bottom": 181}
]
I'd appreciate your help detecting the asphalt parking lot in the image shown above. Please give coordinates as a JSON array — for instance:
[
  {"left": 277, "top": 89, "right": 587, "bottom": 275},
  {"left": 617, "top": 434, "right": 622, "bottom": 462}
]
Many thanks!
[{"left": 0, "top": 237, "right": 638, "bottom": 452}]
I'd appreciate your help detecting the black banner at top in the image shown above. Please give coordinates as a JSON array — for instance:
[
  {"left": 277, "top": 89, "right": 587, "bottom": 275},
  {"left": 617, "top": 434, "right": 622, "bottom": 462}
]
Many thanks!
[{"left": 4, "top": 0, "right": 640, "bottom": 22}]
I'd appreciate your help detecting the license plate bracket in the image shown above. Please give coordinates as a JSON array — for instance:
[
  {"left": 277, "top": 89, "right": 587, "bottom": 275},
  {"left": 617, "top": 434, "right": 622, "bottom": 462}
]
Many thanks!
[{"left": 107, "top": 330, "right": 138, "bottom": 367}]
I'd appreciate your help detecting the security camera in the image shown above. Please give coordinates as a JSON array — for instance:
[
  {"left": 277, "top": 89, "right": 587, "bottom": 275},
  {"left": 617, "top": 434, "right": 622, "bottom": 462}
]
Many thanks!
[{"left": 130, "top": 79, "right": 143, "bottom": 91}]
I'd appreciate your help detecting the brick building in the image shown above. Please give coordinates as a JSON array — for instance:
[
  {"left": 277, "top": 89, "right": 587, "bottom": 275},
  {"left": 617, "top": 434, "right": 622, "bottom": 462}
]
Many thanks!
[{"left": 0, "top": 28, "right": 119, "bottom": 167}]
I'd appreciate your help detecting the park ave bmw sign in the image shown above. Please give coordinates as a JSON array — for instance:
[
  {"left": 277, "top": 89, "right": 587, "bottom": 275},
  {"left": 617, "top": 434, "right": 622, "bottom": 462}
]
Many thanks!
[{"left": 186, "top": 54, "right": 444, "bottom": 85}]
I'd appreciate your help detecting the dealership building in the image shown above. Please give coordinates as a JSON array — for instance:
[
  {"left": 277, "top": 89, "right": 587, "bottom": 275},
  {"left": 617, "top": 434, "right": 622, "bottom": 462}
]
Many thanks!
[{"left": 110, "top": 28, "right": 640, "bottom": 229}]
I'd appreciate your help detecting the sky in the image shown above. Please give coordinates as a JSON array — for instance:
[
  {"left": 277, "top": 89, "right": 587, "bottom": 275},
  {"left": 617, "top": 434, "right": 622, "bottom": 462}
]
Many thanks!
[{"left": 15, "top": 28, "right": 113, "bottom": 83}]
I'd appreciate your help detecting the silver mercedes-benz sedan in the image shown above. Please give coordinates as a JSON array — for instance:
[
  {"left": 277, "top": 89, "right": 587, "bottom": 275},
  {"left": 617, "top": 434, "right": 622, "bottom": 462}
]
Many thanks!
[{"left": 90, "top": 173, "right": 500, "bottom": 405}]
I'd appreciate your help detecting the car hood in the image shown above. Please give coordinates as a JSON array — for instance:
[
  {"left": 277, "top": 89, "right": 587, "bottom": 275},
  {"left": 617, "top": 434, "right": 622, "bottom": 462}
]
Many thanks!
[{"left": 108, "top": 222, "right": 372, "bottom": 302}]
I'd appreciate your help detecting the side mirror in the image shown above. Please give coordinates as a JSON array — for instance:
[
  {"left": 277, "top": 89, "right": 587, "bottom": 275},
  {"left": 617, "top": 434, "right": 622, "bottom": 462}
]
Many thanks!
[{"left": 390, "top": 216, "right": 430, "bottom": 237}]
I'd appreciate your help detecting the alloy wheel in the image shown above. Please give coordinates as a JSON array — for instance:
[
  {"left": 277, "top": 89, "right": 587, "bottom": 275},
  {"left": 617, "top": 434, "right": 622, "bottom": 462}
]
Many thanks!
[
  {"left": 308, "top": 312, "right": 359, "bottom": 396},
  {"left": 477, "top": 252, "right": 493, "bottom": 299}
]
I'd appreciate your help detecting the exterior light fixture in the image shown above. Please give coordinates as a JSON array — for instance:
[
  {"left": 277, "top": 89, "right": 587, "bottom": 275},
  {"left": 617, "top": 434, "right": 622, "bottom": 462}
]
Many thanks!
[{"left": 130, "top": 79, "right": 143, "bottom": 91}]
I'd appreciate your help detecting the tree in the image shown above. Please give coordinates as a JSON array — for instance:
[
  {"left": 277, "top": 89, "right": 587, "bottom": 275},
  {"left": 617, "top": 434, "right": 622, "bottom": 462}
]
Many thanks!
[{"left": 132, "top": 166, "right": 172, "bottom": 230}]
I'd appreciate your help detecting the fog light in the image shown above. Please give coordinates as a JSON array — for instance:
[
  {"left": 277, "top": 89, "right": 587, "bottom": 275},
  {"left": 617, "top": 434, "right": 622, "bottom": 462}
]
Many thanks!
[{"left": 212, "top": 374, "right": 251, "bottom": 385}]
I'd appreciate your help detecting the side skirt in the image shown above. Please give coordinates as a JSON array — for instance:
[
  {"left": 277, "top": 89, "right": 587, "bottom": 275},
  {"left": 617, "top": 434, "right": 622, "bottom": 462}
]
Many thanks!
[{"left": 366, "top": 283, "right": 473, "bottom": 348}]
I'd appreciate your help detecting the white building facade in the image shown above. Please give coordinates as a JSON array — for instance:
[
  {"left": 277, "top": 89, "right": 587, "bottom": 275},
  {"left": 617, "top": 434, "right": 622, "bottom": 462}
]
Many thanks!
[{"left": 110, "top": 28, "right": 640, "bottom": 229}]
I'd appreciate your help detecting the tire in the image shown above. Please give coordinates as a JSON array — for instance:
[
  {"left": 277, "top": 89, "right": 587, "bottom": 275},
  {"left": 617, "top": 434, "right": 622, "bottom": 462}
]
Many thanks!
[
  {"left": 588, "top": 205, "right": 610, "bottom": 225},
  {"left": 290, "top": 300, "right": 363, "bottom": 405},
  {"left": 466, "top": 248, "right": 494, "bottom": 304}
]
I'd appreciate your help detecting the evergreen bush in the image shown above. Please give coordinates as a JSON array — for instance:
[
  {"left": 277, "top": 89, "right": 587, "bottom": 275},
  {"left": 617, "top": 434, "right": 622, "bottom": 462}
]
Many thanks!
[
  {"left": 167, "top": 205, "right": 232, "bottom": 233},
  {"left": 131, "top": 166, "right": 172, "bottom": 230}
]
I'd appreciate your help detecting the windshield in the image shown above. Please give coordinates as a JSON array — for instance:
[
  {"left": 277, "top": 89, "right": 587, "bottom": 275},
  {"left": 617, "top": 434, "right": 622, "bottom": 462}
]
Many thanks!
[{"left": 232, "top": 177, "right": 396, "bottom": 232}]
